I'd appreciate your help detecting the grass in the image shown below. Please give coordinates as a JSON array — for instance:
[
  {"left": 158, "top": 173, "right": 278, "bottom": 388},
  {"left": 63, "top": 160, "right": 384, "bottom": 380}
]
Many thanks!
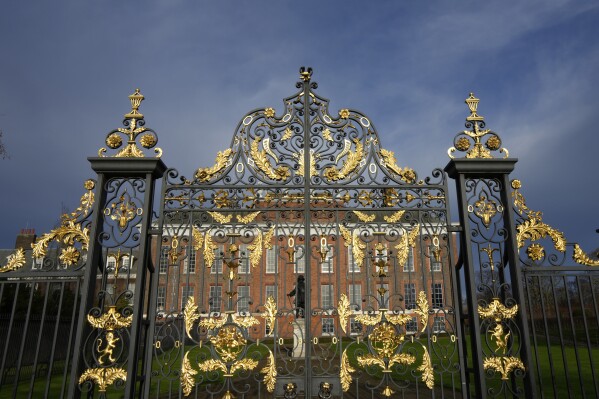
[{"left": 2, "top": 334, "right": 599, "bottom": 398}]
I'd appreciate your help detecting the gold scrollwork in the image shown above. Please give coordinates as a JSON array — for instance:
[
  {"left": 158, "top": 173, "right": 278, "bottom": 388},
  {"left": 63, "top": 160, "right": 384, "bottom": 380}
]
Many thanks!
[
  {"left": 106, "top": 194, "right": 140, "bottom": 230},
  {"left": 294, "top": 148, "right": 318, "bottom": 177},
  {"left": 78, "top": 367, "right": 126, "bottom": 392},
  {"left": 379, "top": 148, "right": 417, "bottom": 183},
  {"left": 247, "top": 230, "right": 263, "bottom": 268},
  {"left": 203, "top": 233, "right": 216, "bottom": 267},
  {"left": 418, "top": 345, "right": 434, "bottom": 389},
  {"left": 250, "top": 136, "right": 290, "bottom": 181},
  {"left": 340, "top": 226, "right": 366, "bottom": 268},
  {"left": 357, "top": 323, "right": 415, "bottom": 372},
  {"left": 353, "top": 210, "right": 375, "bottom": 223},
  {"left": 32, "top": 180, "right": 94, "bottom": 266},
  {"left": 0, "top": 248, "right": 26, "bottom": 273},
  {"left": 415, "top": 291, "right": 430, "bottom": 332},
  {"left": 194, "top": 148, "right": 233, "bottom": 182},
  {"left": 323, "top": 138, "right": 363, "bottom": 181},
  {"left": 237, "top": 211, "right": 261, "bottom": 224},
  {"left": 199, "top": 315, "right": 227, "bottom": 330},
  {"left": 340, "top": 348, "right": 355, "bottom": 391},
  {"left": 483, "top": 356, "right": 525, "bottom": 381},
  {"left": 87, "top": 306, "right": 133, "bottom": 331},
  {"left": 478, "top": 298, "right": 518, "bottom": 322},
  {"left": 573, "top": 244, "right": 599, "bottom": 266},
  {"left": 472, "top": 194, "right": 501, "bottom": 228}
]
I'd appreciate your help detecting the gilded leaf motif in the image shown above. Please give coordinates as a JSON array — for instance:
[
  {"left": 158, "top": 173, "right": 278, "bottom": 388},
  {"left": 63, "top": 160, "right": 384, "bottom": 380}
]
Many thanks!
[
  {"left": 261, "top": 350, "right": 277, "bottom": 392},
  {"left": 197, "top": 359, "right": 227, "bottom": 374},
  {"left": 483, "top": 356, "right": 525, "bottom": 380},
  {"left": 383, "top": 210, "right": 405, "bottom": 223},
  {"left": 199, "top": 315, "right": 227, "bottom": 330},
  {"left": 181, "top": 352, "right": 198, "bottom": 396},
  {"left": 395, "top": 224, "right": 419, "bottom": 267},
  {"left": 340, "top": 349, "right": 355, "bottom": 392},
  {"left": 192, "top": 226, "right": 203, "bottom": 251},
  {"left": 339, "top": 226, "right": 352, "bottom": 247},
  {"left": 237, "top": 211, "right": 261, "bottom": 224},
  {"left": 232, "top": 314, "right": 260, "bottom": 329},
  {"left": 184, "top": 297, "right": 200, "bottom": 339},
  {"left": 204, "top": 234, "right": 216, "bottom": 267},
  {"left": 354, "top": 312, "right": 382, "bottom": 326},
  {"left": 573, "top": 244, "right": 599, "bottom": 266},
  {"left": 263, "top": 227, "right": 275, "bottom": 250},
  {"left": 247, "top": 230, "right": 263, "bottom": 268},
  {"left": 323, "top": 139, "right": 364, "bottom": 181},
  {"left": 78, "top": 367, "right": 127, "bottom": 392},
  {"left": 230, "top": 358, "right": 259, "bottom": 374},
  {"left": 208, "top": 212, "right": 232, "bottom": 224},
  {"left": 194, "top": 148, "right": 233, "bottom": 182},
  {"left": 418, "top": 345, "right": 434, "bottom": 389},
  {"left": 262, "top": 296, "right": 277, "bottom": 336},
  {"left": 0, "top": 248, "right": 26, "bottom": 273},
  {"left": 387, "top": 313, "right": 413, "bottom": 326},
  {"left": 353, "top": 210, "right": 375, "bottom": 223},
  {"left": 352, "top": 231, "right": 366, "bottom": 268},
  {"left": 337, "top": 294, "right": 351, "bottom": 334},
  {"left": 415, "top": 291, "right": 429, "bottom": 332},
  {"left": 478, "top": 298, "right": 518, "bottom": 322},
  {"left": 250, "top": 137, "right": 290, "bottom": 181},
  {"left": 379, "top": 148, "right": 417, "bottom": 183}
]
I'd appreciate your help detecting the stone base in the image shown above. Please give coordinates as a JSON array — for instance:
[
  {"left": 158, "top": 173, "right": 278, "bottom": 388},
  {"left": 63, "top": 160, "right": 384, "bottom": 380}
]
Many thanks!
[{"left": 292, "top": 319, "right": 305, "bottom": 358}]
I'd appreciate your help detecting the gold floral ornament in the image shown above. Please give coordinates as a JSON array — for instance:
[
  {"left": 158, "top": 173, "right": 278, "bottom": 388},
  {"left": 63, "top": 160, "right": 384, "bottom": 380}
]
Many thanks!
[
  {"left": 32, "top": 180, "right": 95, "bottom": 267},
  {"left": 379, "top": 149, "right": 417, "bottom": 183},
  {"left": 0, "top": 248, "right": 26, "bottom": 273},
  {"left": 98, "top": 89, "right": 162, "bottom": 158},
  {"left": 250, "top": 136, "right": 290, "bottom": 181},
  {"left": 448, "top": 93, "right": 509, "bottom": 159},
  {"left": 339, "top": 108, "right": 350, "bottom": 119},
  {"left": 87, "top": 306, "right": 133, "bottom": 331},
  {"left": 78, "top": 367, "right": 126, "bottom": 392},
  {"left": 323, "top": 138, "right": 364, "bottom": 181},
  {"left": 194, "top": 148, "right": 233, "bottom": 182},
  {"left": 264, "top": 107, "right": 276, "bottom": 118}
]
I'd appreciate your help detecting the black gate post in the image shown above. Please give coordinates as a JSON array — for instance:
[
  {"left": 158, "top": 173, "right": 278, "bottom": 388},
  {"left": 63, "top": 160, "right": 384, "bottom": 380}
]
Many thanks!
[
  {"left": 68, "top": 90, "right": 166, "bottom": 398},
  {"left": 445, "top": 94, "right": 536, "bottom": 398}
]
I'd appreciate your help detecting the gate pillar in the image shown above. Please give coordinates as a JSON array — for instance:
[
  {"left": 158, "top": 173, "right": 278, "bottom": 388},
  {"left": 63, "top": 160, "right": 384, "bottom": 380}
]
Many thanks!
[
  {"left": 444, "top": 94, "right": 536, "bottom": 398},
  {"left": 68, "top": 91, "right": 166, "bottom": 398}
]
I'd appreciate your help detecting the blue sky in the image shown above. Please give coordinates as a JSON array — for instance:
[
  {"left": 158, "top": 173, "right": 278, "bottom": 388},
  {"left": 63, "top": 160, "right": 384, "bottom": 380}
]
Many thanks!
[{"left": 1, "top": 0, "right": 598, "bottom": 252}]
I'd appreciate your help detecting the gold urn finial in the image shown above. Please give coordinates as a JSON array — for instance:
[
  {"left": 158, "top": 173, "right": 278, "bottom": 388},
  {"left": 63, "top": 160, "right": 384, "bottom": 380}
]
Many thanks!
[
  {"left": 465, "top": 92, "right": 484, "bottom": 122},
  {"left": 124, "top": 88, "right": 144, "bottom": 119}
]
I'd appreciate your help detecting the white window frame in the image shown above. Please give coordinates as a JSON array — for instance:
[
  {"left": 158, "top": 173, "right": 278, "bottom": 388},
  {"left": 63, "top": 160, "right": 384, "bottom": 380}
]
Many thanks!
[
  {"left": 322, "top": 317, "right": 335, "bottom": 335},
  {"left": 265, "top": 285, "right": 277, "bottom": 303},
  {"left": 211, "top": 246, "right": 224, "bottom": 274},
  {"left": 406, "top": 316, "right": 418, "bottom": 333},
  {"left": 209, "top": 285, "right": 222, "bottom": 314},
  {"left": 181, "top": 285, "right": 194, "bottom": 309},
  {"left": 184, "top": 249, "right": 196, "bottom": 274},
  {"left": 237, "top": 286, "right": 250, "bottom": 313},
  {"left": 238, "top": 245, "right": 249, "bottom": 274},
  {"left": 433, "top": 316, "right": 446, "bottom": 333},
  {"left": 321, "top": 284, "right": 333, "bottom": 309},
  {"left": 157, "top": 286, "right": 166, "bottom": 309},
  {"left": 348, "top": 284, "right": 362, "bottom": 310},
  {"left": 432, "top": 283, "right": 443, "bottom": 309},
  {"left": 159, "top": 246, "right": 169, "bottom": 274},
  {"left": 403, "top": 248, "right": 414, "bottom": 272},
  {"left": 266, "top": 247, "right": 277, "bottom": 274},
  {"left": 348, "top": 246, "right": 360, "bottom": 273},
  {"left": 404, "top": 283, "right": 416, "bottom": 310}
]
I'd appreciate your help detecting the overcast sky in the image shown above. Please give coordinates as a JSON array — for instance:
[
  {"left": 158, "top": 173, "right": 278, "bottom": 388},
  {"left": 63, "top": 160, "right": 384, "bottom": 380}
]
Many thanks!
[{"left": 1, "top": 0, "right": 598, "bottom": 253}]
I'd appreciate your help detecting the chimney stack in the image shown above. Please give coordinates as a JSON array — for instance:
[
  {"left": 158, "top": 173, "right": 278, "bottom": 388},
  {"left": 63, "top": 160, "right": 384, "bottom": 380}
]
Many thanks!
[{"left": 15, "top": 228, "right": 36, "bottom": 250}]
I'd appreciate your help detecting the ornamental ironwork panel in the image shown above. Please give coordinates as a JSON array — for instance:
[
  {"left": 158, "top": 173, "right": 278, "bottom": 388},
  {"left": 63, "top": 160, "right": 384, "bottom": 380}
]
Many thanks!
[{"left": 148, "top": 68, "right": 463, "bottom": 398}]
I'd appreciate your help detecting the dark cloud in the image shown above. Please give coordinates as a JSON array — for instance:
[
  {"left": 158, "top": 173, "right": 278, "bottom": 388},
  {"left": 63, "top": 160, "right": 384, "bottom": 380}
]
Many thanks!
[{"left": 0, "top": 1, "right": 598, "bottom": 251}]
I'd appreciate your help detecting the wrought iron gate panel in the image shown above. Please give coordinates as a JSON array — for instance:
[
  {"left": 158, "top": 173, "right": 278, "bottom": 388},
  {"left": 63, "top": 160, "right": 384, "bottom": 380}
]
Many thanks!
[{"left": 148, "top": 68, "right": 464, "bottom": 398}]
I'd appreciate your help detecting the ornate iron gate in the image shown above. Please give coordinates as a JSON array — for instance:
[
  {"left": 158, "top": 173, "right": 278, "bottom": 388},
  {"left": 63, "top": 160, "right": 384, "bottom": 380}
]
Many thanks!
[
  {"left": 1, "top": 67, "right": 599, "bottom": 399},
  {"left": 147, "top": 68, "right": 463, "bottom": 398}
]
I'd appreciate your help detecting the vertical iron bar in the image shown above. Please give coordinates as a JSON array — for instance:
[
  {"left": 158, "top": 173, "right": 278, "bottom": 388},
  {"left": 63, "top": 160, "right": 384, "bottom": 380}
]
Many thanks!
[
  {"left": 60, "top": 277, "right": 82, "bottom": 399},
  {"left": 550, "top": 275, "right": 571, "bottom": 395},
  {"left": 0, "top": 283, "right": 19, "bottom": 386},
  {"left": 27, "top": 280, "right": 52, "bottom": 398},
  {"left": 499, "top": 173, "right": 537, "bottom": 398},
  {"left": 576, "top": 276, "right": 599, "bottom": 397},
  {"left": 302, "top": 70, "right": 312, "bottom": 397},
  {"left": 561, "top": 275, "right": 585, "bottom": 398},
  {"left": 11, "top": 281, "right": 35, "bottom": 398},
  {"left": 67, "top": 171, "right": 108, "bottom": 399},
  {"left": 524, "top": 274, "right": 544, "bottom": 399},
  {"left": 44, "top": 281, "right": 67, "bottom": 398}
]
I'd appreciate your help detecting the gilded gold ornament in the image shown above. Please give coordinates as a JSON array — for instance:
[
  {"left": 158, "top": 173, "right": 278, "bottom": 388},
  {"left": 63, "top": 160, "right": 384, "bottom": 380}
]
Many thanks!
[
  {"left": 231, "top": 314, "right": 260, "bottom": 329},
  {"left": 383, "top": 210, "right": 405, "bottom": 223},
  {"left": 339, "top": 109, "right": 350, "bottom": 119},
  {"left": 209, "top": 211, "right": 232, "bottom": 224},
  {"left": 415, "top": 291, "right": 430, "bottom": 332},
  {"left": 323, "top": 139, "right": 363, "bottom": 181},
  {"left": 181, "top": 351, "right": 198, "bottom": 396},
  {"left": 473, "top": 194, "right": 499, "bottom": 228},
  {"left": 395, "top": 224, "right": 419, "bottom": 267},
  {"left": 340, "top": 348, "right": 355, "bottom": 391},
  {"left": 250, "top": 137, "right": 290, "bottom": 181},
  {"left": 573, "top": 244, "right": 599, "bottom": 266},
  {"left": 322, "top": 128, "right": 334, "bottom": 141},
  {"left": 0, "top": 248, "right": 26, "bottom": 273},
  {"left": 264, "top": 107, "right": 276, "bottom": 118},
  {"left": 192, "top": 226, "right": 203, "bottom": 251},
  {"left": 478, "top": 298, "right": 518, "bottom": 322},
  {"left": 337, "top": 294, "right": 351, "bottom": 334},
  {"left": 139, "top": 133, "right": 157, "bottom": 148},
  {"left": 87, "top": 306, "right": 133, "bottom": 331},
  {"left": 418, "top": 345, "right": 435, "bottom": 389},
  {"left": 194, "top": 149, "right": 233, "bottom": 182},
  {"left": 106, "top": 133, "right": 122, "bottom": 149},
  {"left": 96, "top": 331, "right": 119, "bottom": 365},
  {"left": 59, "top": 246, "right": 80, "bottom": 266},
  {"left": 281, "top": 127, "right": 293, "bottom": 141},
  {"left": 184, "top": 297, "right": 200, "bottom": 339},
  {"left": 260, "top": 350, "right": 277, "bottom": 392},
  {"left": 526, "top": 243, "right": 545, "bottom": 261},
  {"left": 261, "top": 296, "right": 277, "bottom": 336},
  {"left": 78, "top": 367, "right": 126, "bottom": 392},
  {"left": 247, "top": 230, "right": 263, "bottom": 268},
  {"left": 211, "top": 326, "right": 246, "bottom": 362},
  {"left": 382, "top": 386, "right": 395, "bottom": 397},
  {"left": 483, "top": 356, "right": 525, "bottom": 381},
  {"left": 353, "top": 210, "right": 375, "bottom": 223},
  {"left": 379, "top": 148, "right": 417, "bottom": 183},
  {"left": 237, "top": 211, "right": 261, "bottom": 224},
  {"left": 203, "top": 233, "right": 216, "bottom": 267},
  {"left": 490, "top": 323, "right": 510, "bottom": 354},
  {"left": 199, "top": 315, "right": 227, "bottom": 330}
]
